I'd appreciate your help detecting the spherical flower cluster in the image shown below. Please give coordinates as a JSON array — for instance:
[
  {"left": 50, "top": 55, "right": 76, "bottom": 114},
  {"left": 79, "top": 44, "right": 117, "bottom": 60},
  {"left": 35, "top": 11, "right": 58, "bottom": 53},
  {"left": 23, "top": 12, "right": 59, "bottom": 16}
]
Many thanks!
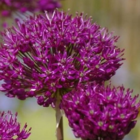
[
  {"left": 0, "top": 11, "right": 123, "bottom": 107},
  {"left": 0, "top": 111, "right": 31, "bottom": 140},
  {"left": 0, "top": 0, "right": 61, "bottom": 17},
  {"left": 61, "top": 83, "right": 140, "bottom": 140}
]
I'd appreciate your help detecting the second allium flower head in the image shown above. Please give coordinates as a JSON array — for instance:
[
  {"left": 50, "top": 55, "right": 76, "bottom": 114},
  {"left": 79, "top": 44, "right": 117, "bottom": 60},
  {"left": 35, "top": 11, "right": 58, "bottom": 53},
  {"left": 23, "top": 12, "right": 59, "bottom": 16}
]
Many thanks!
[
  {"left": 0, "top": 10, "right": 124, "bottom": 107},
  {"left": 62, "top": 83, "right": 140, "bottom": 140}
]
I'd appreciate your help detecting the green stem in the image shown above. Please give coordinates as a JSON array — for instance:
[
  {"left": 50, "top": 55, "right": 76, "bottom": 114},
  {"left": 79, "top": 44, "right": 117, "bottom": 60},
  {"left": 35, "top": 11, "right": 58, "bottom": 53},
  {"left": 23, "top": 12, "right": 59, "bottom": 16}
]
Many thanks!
[
  {"left": 56, "top": 116, "right": 63, "bottom": 140},
  {"left": 55, "top": 94, "right": 64, "bottom": 140}
]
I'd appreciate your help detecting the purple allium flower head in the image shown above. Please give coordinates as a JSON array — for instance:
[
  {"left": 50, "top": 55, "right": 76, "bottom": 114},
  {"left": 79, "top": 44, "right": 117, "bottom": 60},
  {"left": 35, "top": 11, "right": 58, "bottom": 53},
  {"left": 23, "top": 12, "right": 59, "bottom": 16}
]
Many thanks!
[
  {"left": 0, "top": 11, "right": 123, "bottom": 107},
  {"left": 62, "top": 83, "right": 140, "bottom": 140},
  {"left": 0, "top": 0, "right": 61, "bottom": 17},
  {"left": 0, "top": 111, "right": 31, "bottom": 140}
]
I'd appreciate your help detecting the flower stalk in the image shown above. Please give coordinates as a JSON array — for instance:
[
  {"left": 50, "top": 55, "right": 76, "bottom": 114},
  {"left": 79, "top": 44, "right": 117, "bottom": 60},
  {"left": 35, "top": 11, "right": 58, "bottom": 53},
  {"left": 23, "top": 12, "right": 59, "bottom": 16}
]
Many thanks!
[
  {"left": 56, "top": 117, "right": 63, "bottom": 140},
  {"left": 55, "top": 91, "right": 64, "bottom": 140}
]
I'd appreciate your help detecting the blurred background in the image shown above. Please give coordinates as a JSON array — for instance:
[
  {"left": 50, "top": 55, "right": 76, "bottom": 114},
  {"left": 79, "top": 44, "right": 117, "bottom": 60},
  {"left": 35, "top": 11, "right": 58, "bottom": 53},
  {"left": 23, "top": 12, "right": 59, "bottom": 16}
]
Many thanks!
[{"left": 0, "top": 0, "right": 140, "bottom": 140}]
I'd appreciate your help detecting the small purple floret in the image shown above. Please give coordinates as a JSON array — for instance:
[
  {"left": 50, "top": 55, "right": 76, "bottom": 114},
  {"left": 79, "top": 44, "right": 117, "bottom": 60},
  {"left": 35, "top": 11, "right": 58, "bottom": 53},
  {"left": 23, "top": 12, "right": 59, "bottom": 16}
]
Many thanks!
[{"left": 62, "top": 83, "right": 140, "bottom": 140}]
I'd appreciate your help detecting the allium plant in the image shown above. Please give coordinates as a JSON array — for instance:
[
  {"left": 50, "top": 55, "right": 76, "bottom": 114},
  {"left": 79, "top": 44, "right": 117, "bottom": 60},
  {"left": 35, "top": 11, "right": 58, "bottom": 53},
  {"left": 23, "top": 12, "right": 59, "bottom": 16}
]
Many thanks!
[
  {"left": 0, "top": 11, "right": 124, "bottom": 107},
  {"left": 62, "top": 83, "right": 140, "bottom": 140},
  {"left": 0, "top": 111, "right": 31, "bottom": 140},
  {"left": 0, "top": 0, "right": 61, "bottom": 17},
  {"left": 0, "top": 10, "right": 139, "bottom": 140}
]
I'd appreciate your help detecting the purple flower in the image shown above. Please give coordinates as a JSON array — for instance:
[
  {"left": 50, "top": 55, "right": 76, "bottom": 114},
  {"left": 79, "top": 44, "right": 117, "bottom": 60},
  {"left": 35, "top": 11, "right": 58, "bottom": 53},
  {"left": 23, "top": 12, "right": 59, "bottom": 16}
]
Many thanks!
[
  {"left": 0, "top": 111, "right": 31, "bottom": 140},
  {"left": 0, "top": 0, "right": 61, "bottom": 17},
  {"left": 0, "top": 11, "right": 123, "bottom": 107},
  {"left": 61, "top": 83, "right": 140, "bottom": 140},
  {"left": 38, "top": 0, "right": 61, "bottom": 12}
]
